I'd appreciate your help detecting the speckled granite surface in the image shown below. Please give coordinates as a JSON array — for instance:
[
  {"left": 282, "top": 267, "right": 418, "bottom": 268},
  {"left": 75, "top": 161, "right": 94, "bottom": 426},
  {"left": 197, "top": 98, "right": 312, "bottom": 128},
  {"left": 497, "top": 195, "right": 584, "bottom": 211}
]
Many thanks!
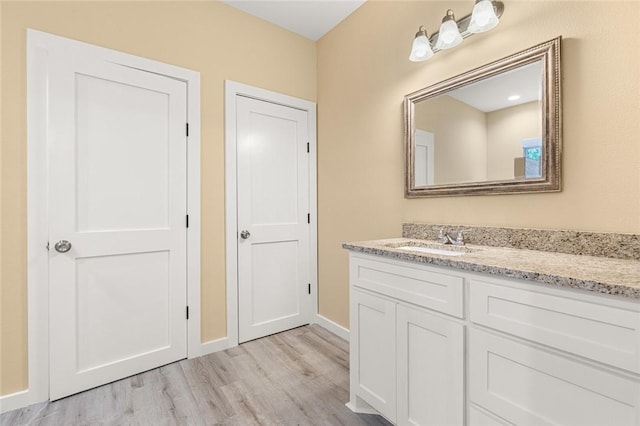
[
  {"left": 402, "top": 223, "right": 640, "bottom": 260},
  {"left": 342, "top": 238, "right": 640, "bottom": 300}
]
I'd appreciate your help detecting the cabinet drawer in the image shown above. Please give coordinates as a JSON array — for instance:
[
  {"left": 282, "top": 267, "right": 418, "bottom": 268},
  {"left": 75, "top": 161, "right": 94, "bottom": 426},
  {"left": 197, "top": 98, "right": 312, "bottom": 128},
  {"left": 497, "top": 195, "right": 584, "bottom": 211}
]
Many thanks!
[
  {"left": 350, "top": 254, "right": 464, "bottom": 318},
  {"left": 469, "top": 329, "right": 640, "bottom": 426},
  {"left": 470, "top": 280, "right": 640, "bottom": 373}
]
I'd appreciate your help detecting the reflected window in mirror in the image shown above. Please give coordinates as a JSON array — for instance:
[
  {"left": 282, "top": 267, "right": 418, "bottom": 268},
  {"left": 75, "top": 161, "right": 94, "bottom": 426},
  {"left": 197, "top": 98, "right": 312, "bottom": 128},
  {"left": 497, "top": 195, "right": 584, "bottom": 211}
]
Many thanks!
[{"left": 520, "top": 137, "right": 542, "bottom": 179}]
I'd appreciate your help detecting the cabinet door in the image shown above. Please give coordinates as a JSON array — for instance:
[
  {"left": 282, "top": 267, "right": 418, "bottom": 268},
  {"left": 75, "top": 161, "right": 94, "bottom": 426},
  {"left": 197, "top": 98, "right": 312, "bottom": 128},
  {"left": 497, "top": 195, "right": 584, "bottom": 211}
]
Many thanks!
[
  {"left": 396, "top": 304, "right": 464, "bottom": 426},
  {"left": 351, "top": 289, "right": 397, "bottom": 422},
  {"left": 469, "top": 328, "right": 640, "bottom": 426}
]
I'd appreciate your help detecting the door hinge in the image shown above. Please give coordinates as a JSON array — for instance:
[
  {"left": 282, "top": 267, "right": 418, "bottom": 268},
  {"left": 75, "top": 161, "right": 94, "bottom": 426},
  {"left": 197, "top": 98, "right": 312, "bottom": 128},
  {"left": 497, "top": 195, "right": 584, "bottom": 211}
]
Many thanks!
[
  {"left": 307, "top": 213, "right": 310, "bottom": 224},
  {"left": 46, "top": 242, "right": 50, "bottom": 251},
  {"left": 308, "top": 283, "right": 311, "bottom": 295},
  {"left": 307, "top": 142, "right": 309, "bottom": 153},
  {"left": 186, "top": 306, "right": 190, "bottom": 320},
  {"left": 186, "top": 214, "right": 189, "bottom": 228},
  {"left": 186, "top": 123, "right": 189, "bottom": 137}
]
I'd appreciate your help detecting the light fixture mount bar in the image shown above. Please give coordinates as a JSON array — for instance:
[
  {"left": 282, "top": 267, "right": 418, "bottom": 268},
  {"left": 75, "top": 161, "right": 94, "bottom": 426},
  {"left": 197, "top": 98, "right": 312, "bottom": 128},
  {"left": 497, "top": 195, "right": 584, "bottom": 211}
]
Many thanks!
[{"left": 428, "top": 1, "right": 504, "bottom": 53}]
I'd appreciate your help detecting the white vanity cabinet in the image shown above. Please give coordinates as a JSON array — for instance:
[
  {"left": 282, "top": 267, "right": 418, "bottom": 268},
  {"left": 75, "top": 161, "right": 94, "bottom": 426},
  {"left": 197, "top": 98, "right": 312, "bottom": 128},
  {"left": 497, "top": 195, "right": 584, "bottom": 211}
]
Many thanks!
[
  {"left": 468, "top": 279, "right": 640, "bottom": 426},
  {"left": 349, "top": 253, "right": 465, "bottom": 425},
  {"left": 347, "top": 252, "right": 640, "bottom": 426}
]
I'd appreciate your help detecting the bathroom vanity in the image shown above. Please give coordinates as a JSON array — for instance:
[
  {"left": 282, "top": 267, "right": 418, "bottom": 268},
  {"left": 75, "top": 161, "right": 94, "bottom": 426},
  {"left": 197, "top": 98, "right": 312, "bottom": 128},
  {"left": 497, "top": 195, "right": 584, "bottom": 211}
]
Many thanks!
[{"left": 343, "top": 228, "right": 640, "bottom": 426}]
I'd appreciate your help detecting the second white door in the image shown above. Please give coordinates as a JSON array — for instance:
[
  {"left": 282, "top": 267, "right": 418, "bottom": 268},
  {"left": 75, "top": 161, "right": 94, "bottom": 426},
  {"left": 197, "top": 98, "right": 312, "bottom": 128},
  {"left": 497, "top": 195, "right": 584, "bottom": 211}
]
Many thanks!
[{"left": 236, "top": 96, "right": 312, "bottom": 343}]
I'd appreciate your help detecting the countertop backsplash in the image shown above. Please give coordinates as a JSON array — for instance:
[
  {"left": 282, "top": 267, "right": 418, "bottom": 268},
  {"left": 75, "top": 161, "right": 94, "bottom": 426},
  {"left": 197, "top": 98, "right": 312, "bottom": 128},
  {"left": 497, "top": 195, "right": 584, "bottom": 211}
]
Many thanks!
[{"left": 402, "top": 223, "right": 640, "bottom": 261}]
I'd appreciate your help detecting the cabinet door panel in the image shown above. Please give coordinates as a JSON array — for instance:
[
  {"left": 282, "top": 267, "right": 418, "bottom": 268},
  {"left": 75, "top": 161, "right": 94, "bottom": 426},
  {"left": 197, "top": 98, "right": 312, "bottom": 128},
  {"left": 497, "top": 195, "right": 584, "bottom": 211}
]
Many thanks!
[
  {"left": 351, "top": 289, "right": 397, "bottom": 422},
  {"left": 469, "top": 329, "right": 640, "bottom": 426},
  {"left": 397, "top": 305, "right": 464, "bottom": 426}
]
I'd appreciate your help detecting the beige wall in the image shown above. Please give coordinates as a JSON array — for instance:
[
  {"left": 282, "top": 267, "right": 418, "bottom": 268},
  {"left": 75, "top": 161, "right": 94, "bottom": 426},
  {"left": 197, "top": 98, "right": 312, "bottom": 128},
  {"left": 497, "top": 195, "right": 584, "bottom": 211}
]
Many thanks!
[
  {"left": 0, "top": 1, "right": 316, "bottom": 395},
  {"left": 3, "top": 0, "right": 640, "bottom": 400},
  {"left": 487, "top": 101, "right": 541, "bottom": 181},
  {"left": 317, "top": 1, "right": 640, "bottom": 328},
  {"left": 415, "top": 95, "right": 488, "bottom": 184}
]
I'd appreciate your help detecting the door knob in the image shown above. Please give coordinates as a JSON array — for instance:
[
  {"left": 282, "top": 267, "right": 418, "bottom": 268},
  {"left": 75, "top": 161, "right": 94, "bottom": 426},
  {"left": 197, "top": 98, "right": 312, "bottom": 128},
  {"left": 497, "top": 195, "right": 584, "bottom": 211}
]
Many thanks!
[
  {"left": 240, "top": 230, "right": 251, "bottom": 240},
  {"left": 54, "top": 240, "right": 72, "bottom": 253}
]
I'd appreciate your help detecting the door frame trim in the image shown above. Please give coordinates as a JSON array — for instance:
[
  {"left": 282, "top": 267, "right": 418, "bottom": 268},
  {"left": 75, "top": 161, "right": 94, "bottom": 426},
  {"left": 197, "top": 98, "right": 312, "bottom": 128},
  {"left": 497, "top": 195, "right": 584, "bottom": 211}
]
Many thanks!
[
  {"left": 22, "top": 29, "right": 201, "bottom": 410},
  {"left": 224, "top": 80, "right": 318, "bottom": 348}
]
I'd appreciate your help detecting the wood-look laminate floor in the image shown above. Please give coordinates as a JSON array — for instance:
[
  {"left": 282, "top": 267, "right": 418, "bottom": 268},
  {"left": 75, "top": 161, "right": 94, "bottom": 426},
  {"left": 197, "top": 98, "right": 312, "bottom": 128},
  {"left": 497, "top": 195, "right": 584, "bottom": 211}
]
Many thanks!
[{"left": 1, "top": 325, "right": 390, "bottom": 426}]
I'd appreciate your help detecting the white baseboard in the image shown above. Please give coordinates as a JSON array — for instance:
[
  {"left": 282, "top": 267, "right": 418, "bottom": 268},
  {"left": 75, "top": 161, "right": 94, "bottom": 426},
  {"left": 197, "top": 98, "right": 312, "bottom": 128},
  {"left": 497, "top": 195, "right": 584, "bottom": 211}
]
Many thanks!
[
  {"left": 198, "top": 337, "right": 234, "bottom": 357},
  {"left": 0, "top": 389, "right": 32, "bottom": 414},
  {"left": 314, "top": 314, "right": 350, "bottom": 341}
]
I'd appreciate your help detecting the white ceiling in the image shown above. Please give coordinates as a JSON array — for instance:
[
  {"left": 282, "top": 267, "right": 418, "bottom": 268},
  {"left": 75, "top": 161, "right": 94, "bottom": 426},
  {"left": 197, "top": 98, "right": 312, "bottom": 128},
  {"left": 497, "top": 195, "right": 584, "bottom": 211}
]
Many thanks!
[
  {"left": 220, "top": 0, "right": 366, "bottom": 41},
  {"left": 448, "top": 61, "right": 543, "bottom": 112}
]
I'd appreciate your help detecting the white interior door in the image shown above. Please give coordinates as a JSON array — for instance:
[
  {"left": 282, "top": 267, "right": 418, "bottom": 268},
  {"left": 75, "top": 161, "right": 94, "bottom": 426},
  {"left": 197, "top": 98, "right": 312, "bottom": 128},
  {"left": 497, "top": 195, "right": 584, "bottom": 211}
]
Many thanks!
[
  {"left": 236, "top": 96, "right": 311, "bottom": 343},
  {"left": 48, "top": 51, "right": 188, "bottom": 400}
]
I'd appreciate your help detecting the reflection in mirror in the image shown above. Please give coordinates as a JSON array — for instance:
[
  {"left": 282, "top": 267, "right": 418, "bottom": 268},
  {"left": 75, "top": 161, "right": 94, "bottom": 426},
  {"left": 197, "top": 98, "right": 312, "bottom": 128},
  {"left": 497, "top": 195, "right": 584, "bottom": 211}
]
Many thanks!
[
  {"left": 405, "top": 37, "right": 561, "bottom": 197},
  {"left": 414, "top": 61, "right": 542, "bottom": 185}
]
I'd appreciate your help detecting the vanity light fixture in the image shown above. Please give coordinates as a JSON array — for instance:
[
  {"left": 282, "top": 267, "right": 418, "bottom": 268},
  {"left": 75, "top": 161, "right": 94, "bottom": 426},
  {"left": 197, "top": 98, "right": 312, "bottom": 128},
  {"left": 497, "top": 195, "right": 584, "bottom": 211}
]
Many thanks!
[
  {"left": 409, "top": 26, "right": 434, "bottom": 62},
  {"left": 409, "top": 0, "right": 504, "bottom": 62},
  {"left": 435, "top": 10, "right": 463, "bottom": 50},
  {"left": 468, "top": 0, "right": 500, "bottom": 33}
]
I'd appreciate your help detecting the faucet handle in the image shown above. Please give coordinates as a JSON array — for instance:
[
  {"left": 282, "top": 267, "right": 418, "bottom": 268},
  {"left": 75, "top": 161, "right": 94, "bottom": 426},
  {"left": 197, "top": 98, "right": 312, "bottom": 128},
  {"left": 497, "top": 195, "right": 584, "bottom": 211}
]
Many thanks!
[
  {"left": 455, "top": 228, "right": 472, "bottom": 245},
  {"left": 432, "top": 226, "right": 448, "bottom": 244}
]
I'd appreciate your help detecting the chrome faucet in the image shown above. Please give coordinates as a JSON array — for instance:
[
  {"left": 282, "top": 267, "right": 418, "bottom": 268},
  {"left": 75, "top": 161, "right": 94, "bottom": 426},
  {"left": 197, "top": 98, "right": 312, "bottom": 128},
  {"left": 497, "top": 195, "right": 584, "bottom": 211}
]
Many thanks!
[
  {"left": 453, "top": 228, "right": 471, "bottom": 246},
  {"left": 434, "top": 227, "right": 471, "bottom": 246},
  {"left": 434, "top": 227, "right": 453, "bottom": 244}
]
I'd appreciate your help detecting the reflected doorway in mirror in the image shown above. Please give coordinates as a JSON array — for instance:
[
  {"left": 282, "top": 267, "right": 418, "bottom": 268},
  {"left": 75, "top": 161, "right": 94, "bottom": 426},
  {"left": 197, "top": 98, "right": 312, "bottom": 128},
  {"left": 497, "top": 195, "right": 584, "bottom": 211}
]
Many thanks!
[{"left": 414, "top": 129, "right": 435, "bottom": 186}]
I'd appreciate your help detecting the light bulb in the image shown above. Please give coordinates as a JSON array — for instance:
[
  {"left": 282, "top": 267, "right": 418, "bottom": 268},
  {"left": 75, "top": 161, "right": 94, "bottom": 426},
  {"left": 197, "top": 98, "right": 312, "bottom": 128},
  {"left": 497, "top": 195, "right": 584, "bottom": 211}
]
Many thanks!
[
  {"left": 468, "top": 0, "right": 499, "bottom": 34},
  {"left": 435, "top": 10, "right": 462, "bottom": 50},
  {"left": 409, "top": 27, "right": 434, "bottom": 62}
]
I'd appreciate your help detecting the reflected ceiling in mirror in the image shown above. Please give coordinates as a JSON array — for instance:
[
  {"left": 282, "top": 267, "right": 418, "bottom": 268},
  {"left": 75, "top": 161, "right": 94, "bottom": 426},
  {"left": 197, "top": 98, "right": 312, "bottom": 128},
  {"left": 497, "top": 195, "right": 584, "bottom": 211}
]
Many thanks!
[{"left": 404, "top": 37, "right": 561, "bottom": 197}]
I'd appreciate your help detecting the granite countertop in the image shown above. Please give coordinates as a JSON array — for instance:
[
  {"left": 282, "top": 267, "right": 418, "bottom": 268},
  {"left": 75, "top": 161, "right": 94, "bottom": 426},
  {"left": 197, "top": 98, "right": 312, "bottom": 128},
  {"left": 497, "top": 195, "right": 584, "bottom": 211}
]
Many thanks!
[{"left": 342, "top": 238, "right": 640, "bottom": 299}]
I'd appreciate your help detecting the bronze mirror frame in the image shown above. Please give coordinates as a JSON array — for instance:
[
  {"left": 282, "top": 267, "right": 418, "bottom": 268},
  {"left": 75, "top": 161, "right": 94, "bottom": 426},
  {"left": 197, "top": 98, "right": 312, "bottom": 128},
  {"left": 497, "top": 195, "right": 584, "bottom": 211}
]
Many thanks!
[{"left": 404, "top": 37, "right": 562, "bottom": 197}]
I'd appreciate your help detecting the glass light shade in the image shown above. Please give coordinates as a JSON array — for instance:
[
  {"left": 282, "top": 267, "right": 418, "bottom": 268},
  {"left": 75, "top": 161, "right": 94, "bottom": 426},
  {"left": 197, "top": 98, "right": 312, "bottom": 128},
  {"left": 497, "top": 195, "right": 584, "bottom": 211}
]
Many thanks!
[
  {"left": 435, "top": 19, "right": 462, "bottom": 50},
  {"left": 468, "top": 0, "right": 499, "bottom": 33},
  {"left": 409, "top": 33, "right": 434, "bottom": 62}
]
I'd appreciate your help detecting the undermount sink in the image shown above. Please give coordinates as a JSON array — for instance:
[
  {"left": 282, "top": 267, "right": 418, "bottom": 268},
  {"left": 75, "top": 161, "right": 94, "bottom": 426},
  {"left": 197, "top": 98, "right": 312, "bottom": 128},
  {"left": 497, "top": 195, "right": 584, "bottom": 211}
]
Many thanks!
[
  {"left": 396, "top": 246, "right": 466, "bottom": 256},
  {"left": 384, "top": 241, "right": 479, "bottom": 256}
]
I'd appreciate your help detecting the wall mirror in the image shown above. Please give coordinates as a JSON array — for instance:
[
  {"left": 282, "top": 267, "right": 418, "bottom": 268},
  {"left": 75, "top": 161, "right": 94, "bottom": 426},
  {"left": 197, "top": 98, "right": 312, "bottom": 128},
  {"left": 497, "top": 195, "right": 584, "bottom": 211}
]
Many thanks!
[{"left": 404, "top": 37, "right": 561, "bottom": 197}]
